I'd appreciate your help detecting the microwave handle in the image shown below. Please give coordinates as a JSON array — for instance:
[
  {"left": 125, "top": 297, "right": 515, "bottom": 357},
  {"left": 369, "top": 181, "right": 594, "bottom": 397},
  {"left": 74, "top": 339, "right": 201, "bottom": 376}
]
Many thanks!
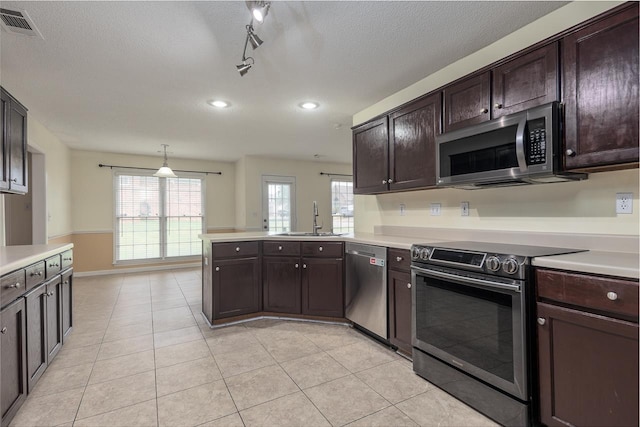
[{"left": 515, "top": 116, "right": 528, "bottom": 172}]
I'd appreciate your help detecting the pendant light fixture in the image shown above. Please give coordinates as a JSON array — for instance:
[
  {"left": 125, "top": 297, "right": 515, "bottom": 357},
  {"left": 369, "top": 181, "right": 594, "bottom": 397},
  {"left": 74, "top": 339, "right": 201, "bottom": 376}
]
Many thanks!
[{"left": 154, "top": 144, "right": 177, "bottom": 178}]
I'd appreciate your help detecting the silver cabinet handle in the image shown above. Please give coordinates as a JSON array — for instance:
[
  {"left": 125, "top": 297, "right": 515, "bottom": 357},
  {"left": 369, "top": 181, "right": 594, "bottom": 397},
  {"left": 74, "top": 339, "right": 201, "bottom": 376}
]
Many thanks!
[
  {"left": 319, "top": 247, "right": 323, "bottom": 252},
  {"left": 63, "top": 281, "right": 69, "bottom": 285},
  {"left": 10, "top": 178, "right": 17, "bottom": 182},
  {"left": 396, "top": 256, "right": 403, "bottom": 262},
  {"left": 215, "top": 267, "right": 220, "bottom": 272},
  {"left": 1, "top": 327, "right": 6, "bottom": 334},
  {"left": 55, "top": 263, "right": 60, "bottom": 267},
  {"left": 382, "top": 180, "right": 387, "bottom": 184},
  {"left": 565, "top": 149, "right": 576, "bottom": 157},
  {"left": 31, "top": 271, "right": 42, "bottom": 277},
  {"left": 407, "top": 283, "right": 412, "bottom": 289},
  {"left": 607, "top": 292, "right": 618, "bottom": 301},
  {"left": 388, "top": 178, "right": 393, "bottom": 184},
  {"left": 295, "top": 263, "right": 299, "bottom": 268},
  {"left": 8, "top": 282, "right": 21, "bottom": 289},
  {"left": 303, "top": 264, "right": 307, "bottom": 269},
  {"left": 537, "top": 318, "right": 546, "bottom": 326},
  {"left": 235, "top": 247, "right": 240, "bottom": 252},
  {"left": 480, "top": 108, "right": 488, "bottom": 114},
  {"left": 47, "top": 291, "right": 54, "bottom": 297},
  {"left": 278, "top": 246, "right": 282, "bottom": 251},
  {"left": 494, "top": 103, "right": 503, "bottom": 109}
]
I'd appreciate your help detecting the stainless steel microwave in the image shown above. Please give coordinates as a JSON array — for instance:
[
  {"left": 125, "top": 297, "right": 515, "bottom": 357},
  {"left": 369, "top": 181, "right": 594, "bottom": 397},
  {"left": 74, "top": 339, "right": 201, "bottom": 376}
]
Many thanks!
[{"left": 436, "top": 102, "right": 587, "bottom": 189}]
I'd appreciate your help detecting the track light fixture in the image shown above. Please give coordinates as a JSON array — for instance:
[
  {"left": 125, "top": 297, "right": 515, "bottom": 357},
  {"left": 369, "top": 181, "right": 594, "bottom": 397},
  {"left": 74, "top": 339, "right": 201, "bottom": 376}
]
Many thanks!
[
  {"left": 236, "top": 2, "right": 271, "bottom": 76},
  {"left": 247, "top": 25, "right": 263, "bottom": 50}
]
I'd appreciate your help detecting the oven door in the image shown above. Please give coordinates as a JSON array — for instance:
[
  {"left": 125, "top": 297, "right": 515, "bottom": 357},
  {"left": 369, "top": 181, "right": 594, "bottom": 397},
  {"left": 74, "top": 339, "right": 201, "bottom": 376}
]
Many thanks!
[{"left": 411, "top": 264, "right": 528, "bottom": 400}]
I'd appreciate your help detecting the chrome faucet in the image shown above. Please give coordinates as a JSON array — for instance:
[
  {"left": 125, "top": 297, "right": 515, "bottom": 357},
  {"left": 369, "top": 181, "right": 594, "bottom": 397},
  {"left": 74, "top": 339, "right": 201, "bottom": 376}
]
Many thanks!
[{"left": 312, "top": 201, "right": 322, "bottom": 235}]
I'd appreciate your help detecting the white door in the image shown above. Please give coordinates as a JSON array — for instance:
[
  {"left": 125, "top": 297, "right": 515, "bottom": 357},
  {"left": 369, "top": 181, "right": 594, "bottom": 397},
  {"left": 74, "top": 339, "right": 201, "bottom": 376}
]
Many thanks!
[{"left": 262, "top": 176, "right": 296, "bottom": 232}]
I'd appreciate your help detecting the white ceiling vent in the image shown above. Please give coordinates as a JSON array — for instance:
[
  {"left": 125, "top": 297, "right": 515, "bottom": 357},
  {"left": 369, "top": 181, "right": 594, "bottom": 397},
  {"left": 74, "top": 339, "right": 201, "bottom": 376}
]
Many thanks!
[{"left": 0, "top": 8, "right": 43, "bottom": 39}]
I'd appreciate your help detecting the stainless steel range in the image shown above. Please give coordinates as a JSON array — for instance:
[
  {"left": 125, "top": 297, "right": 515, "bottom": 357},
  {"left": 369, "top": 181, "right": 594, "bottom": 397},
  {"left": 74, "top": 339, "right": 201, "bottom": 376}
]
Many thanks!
[{"left": 410, "top": 241, "right": 584, "bottom": 426}]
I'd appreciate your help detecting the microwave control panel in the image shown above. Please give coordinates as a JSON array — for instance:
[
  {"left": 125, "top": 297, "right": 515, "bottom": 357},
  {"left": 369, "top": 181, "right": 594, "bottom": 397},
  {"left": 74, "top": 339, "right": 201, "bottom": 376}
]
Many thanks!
[{"left": 527, "top": 118, "right": 546, "bottom": 165}]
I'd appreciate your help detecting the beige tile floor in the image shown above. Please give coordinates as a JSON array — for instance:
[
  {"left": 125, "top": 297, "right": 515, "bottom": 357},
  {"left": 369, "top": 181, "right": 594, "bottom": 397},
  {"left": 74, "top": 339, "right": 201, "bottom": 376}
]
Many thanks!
[{"left": 10, "top": 268, "right": 498, "bottom": 427}]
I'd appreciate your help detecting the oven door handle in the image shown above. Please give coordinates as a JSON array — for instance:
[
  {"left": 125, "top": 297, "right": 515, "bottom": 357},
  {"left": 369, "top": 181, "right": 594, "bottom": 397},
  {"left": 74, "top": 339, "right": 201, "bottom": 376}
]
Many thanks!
[{"left": 412, "top": 266, "right": 522, "bottom": 293}]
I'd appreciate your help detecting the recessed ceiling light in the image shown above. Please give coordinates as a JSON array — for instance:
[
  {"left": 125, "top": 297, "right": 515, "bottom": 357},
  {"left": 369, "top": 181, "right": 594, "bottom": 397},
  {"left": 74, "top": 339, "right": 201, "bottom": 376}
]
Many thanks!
[
  {"left": 299, "top": 102, "right": 319, "bottom": 110},
  {"left": 208, "top": 100, "right": 230, "bottom": 108}
]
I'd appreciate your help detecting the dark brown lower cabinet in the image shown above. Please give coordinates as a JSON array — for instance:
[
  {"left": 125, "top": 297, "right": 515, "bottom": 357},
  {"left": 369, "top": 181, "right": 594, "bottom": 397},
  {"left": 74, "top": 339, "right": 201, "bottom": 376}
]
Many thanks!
[
  {"left": 263, "top": 256, "right": 301, "bottom": 313},
  {"left": 537, "top": 302, "right": 639, "bottom": 427},
  {"left": 388, "top": 269, "right": 412, "bottom": 354},
  {"left": 61, "top": 270, "right": 73, "bottom": 340},
  {"left": 1, "top": 298, "right": 27, "bottom": 427},
  {"left": 213, "top": 257, "right": 261, "bottom": 319},
  {"left": 25, "top": 283, "right": 47, "bottom": 392},
  {"left": 301, "top": 257, "right": 343, "bottom": 317},
  {"left": 46, "top": 277, "right": 62, "bottom": 362}
]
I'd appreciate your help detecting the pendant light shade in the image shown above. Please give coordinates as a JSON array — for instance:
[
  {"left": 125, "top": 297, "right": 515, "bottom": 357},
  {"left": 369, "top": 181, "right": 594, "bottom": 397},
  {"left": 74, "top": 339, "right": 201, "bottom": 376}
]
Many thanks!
[
  {"left": 154, "top": 145, "right": 177, "bottom": 178},
  {"left": 248, "top": 30, "right": 263, "bottom": 50}
]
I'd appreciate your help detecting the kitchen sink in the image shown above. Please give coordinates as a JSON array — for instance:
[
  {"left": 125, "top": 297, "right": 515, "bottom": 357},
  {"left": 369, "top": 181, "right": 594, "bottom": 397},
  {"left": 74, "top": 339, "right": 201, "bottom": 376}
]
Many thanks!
[{"left": 275, "top": 232, "right": 345, "bottom": 237}]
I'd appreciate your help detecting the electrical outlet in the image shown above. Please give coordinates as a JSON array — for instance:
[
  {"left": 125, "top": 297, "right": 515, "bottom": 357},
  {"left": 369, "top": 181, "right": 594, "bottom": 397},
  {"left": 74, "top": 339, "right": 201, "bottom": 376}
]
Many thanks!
[
  {"left": 616, "top": 193, "right": 633, "bottom": 214},
  {"left": 430, "top": 203, "right": 441, "bottom": 216},
  {"left": 399, "top": 204, "right": 406, "bottom": 216},
  {"left": 461, "top": 201, "right": 469, "bottom": 216}
]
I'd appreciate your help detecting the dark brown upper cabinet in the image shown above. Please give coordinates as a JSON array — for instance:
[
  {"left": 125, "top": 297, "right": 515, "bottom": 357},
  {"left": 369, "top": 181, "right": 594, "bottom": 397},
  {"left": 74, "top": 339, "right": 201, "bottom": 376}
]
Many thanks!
[
  {"left": 0, "top": 87, "right": 28, "bottom": 195},
  {"left": 492, "top": 43, "right": 558, "bottom": 118},
  {"left": 389, "top": 93, "right": 441, "bottom": 191},
  {"left": 353, "top": 93, "right": 441, "bottom": 195},
  {"left": 443, "top": 71, "right": 491, "bottom": 133},
  {"left": 562, "top": 4, "right": 639, "bottom": 171},
  {"left": 353, "top": 116, "right": 389, "bottom": 194}
]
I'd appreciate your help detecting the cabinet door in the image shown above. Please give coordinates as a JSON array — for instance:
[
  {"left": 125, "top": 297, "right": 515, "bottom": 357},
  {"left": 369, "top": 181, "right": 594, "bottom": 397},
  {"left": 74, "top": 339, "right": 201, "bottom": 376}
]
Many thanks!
[
  {"left": 46, "top": 278, "right": 63, "bottom": 362},
  {"left": 443, "top": 71, "right": 490, "bottom": 132},
  {"left": 301, "top": 258, "right": 343, "bottom": 317},
  {"left": 263, "top": 256, "right": 301, "bottom": 314},
  {"left": 7, "top": 95, "right": 27, "bottom": 194},
  {"left": 1, "top": 298, "right": 27, "bottom": 427},
  {"left": 537, "top": 302, "right": 639, "bottom": 427},
  {"left": 353, "top": 117, "right": 389, "bottom": 194},
  {"left": 388, "top": 269, "right": 412, "bottom": 355},
  {"left": 492, "top": 43, "right": 558, "bottom": 118},
  {"left": 61, "top": 271, "right": 73, "bottom": 340},
  {"left": 389, "top": 93, "right": 441, "bottom": 191},
  {"left": 25, "top": 284, "right": 47, "bottom": 392},
  {"left": 213, "top": 258, "right": 261, "bottom": 319},
  {"left": 0, "top": 89, "right": 8, "bottom": 192},
  {"left": 563, "top": 4, "right": 639, "bottom": 171}
]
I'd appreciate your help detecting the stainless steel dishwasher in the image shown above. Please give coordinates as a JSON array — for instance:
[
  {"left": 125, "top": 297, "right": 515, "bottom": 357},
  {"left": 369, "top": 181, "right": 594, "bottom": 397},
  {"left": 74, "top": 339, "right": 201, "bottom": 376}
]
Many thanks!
[{"left": 345, "top": 242, "right": 388, "bottom": 339}]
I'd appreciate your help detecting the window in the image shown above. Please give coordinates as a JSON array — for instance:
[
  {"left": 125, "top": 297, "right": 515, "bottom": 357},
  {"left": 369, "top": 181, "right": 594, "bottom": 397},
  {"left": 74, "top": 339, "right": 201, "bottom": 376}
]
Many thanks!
[
  {"left": 331, "top": 179, "right": 354, "bottom": 234},
  {"left": 114, "top": 170, "right": 204, "bottom": 263},
  {"left": 262, "top": 176, "right": 296, "bottom": 232}
]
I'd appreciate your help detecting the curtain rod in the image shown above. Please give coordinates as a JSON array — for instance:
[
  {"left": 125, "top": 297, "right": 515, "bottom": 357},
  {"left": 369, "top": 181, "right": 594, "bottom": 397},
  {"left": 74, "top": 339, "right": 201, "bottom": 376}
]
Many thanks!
[
  {"left": 320, "top": 172, "right": 352, "bottom": 177},
  {"left": 98, "top": 164, "right": 222, "bottom": 175}
]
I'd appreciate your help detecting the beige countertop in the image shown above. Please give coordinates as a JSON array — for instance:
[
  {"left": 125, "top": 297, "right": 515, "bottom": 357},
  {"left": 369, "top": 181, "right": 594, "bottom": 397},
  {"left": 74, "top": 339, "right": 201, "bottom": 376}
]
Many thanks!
[
  {"left": 200, "top": 231, "right": 639, "bottom": 279},
  {"left": 533, "top": 250, "right": 639, "bottom": 280},
  {"left": 1, "top": 243, "right": 74, "bottom": 276}
]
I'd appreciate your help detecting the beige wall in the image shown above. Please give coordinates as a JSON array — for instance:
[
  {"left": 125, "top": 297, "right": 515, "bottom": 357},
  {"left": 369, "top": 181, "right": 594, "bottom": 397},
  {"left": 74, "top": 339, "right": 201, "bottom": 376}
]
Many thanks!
[
  {"left": 239, "top": 156, "right": 352, "bottom": 232},
  {"left": 352, "top": 1, "right": 639, "bottom": 238},
  {"left": 235, "top": 156, "right": 247, "bottom": 230}
]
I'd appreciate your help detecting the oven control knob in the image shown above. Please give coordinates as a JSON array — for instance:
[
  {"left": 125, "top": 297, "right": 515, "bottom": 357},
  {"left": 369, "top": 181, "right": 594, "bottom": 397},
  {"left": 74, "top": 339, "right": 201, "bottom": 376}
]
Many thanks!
[
  {"left": 411, "top": 247, "right": 422, "bottom": 260},
  {"left": 485, "top": 256, "right": 501, "bottom": 272},
  {"left": 420, "top": 248, "right": 431, "bottom": 261},
  {"left": 502, "top": 258, "right": 519, "bottom": 275}
]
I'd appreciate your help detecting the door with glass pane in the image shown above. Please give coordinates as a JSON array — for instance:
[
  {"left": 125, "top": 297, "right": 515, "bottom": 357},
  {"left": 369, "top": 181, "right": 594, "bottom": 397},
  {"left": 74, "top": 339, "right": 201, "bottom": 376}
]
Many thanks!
[{"left": 262, "top": 176, "right": 296, "bottom": 232}]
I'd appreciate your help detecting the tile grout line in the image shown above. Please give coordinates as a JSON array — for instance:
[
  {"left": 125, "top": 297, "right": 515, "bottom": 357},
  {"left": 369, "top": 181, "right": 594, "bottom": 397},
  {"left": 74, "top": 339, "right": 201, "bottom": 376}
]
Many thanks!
[{"left": 148, "top": 275, "right": 160, "bottom": 427}]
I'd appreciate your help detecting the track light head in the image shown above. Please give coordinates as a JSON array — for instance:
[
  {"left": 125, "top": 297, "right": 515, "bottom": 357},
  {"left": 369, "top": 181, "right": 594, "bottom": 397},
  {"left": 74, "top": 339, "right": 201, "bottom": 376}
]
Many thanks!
[
  {"left": 247, "top": 27, "right": 263, "bottom": 50},
  {"left": 246, "top": 1, "right": 270, "bottom": 23},
  {"left": 236, "top": 58, "right": 253, "bottom": 76}
]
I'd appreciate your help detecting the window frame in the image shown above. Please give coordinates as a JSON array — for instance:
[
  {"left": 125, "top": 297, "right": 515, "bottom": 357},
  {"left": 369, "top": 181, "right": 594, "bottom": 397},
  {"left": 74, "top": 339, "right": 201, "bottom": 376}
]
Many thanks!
[
  {"left": 330, "top": 177, "right": 354, "bottom": 234},
  {"left": 112, "top": 168, "right": 206, "bottom": 265}
]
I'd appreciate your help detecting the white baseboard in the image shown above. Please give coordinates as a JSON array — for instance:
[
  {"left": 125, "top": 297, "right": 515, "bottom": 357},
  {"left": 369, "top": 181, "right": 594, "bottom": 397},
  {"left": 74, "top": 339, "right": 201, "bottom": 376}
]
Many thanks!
[{"left": 74, "top": 262, "right": 200, "bottom": 277}]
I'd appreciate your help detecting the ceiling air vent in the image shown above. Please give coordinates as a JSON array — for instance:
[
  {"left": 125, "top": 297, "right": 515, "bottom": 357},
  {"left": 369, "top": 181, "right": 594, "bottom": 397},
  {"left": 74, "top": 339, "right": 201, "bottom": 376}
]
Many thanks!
[{"left": 0, "top": 8, "right": 43, "bottom": 38}]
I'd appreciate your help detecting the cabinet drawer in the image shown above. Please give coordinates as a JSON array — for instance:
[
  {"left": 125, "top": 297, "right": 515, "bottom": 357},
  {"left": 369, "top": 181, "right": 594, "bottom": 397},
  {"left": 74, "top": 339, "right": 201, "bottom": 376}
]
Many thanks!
[
  {"left": 302, "top": 242, "right": 344, "bottom": 258},
  {"left": 1, "top": 269, "right": 26, "bottom": 307},
  {"left": 263, "top": 241, "right": 301, "bottom": 256},
  {"left": 45, "top": 255, "right": 61, "bottom": 279},
  {"left": 388, "top": 248, "right": 411, "bottom": 272},
  {"left": 537, "top": 269, "right": 639, "bottom": 321},
  {"left": 212, "top": 241, "right": 259, "bottom": 259},
  {"left": 25, "top": 261, "right": 45, "bottom": 292},
  {"left": 61, "top": 250, "right": 73, "bottom": 270}
]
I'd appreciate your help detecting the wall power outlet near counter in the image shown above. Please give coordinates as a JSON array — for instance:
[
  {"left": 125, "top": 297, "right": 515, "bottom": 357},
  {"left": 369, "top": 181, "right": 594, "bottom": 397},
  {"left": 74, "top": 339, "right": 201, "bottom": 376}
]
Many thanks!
[{"left": 616, "top": 193, "right": 633, "bottom": 214}]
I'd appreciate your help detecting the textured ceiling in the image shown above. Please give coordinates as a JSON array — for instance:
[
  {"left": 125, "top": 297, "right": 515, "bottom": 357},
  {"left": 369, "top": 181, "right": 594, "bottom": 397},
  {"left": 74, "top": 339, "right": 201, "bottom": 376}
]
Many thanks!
[{"left": 0, "top": 1, "right": 566, "bottom": 164}]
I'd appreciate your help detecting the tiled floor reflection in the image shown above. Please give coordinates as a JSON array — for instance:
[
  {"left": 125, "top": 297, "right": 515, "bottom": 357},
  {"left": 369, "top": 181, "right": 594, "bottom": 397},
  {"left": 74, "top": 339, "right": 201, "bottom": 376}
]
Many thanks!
[{"left": 10, "top": 268, "right": 497, "bottom": 427}]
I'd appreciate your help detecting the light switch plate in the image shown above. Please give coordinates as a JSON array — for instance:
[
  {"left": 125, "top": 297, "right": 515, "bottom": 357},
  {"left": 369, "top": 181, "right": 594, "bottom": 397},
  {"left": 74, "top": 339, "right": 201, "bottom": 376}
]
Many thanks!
[
  {"left": 399, "top": 204, "right": 406, "bottom": 216},
  {"left": 616, "top": 193, "right": 633, "bottom": 214},
  {"left": 461, "top": 201, "right": 469, "bottom": 216},
  {"left": 430, "top": 203, "right": 441, "bottom": 216}
]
